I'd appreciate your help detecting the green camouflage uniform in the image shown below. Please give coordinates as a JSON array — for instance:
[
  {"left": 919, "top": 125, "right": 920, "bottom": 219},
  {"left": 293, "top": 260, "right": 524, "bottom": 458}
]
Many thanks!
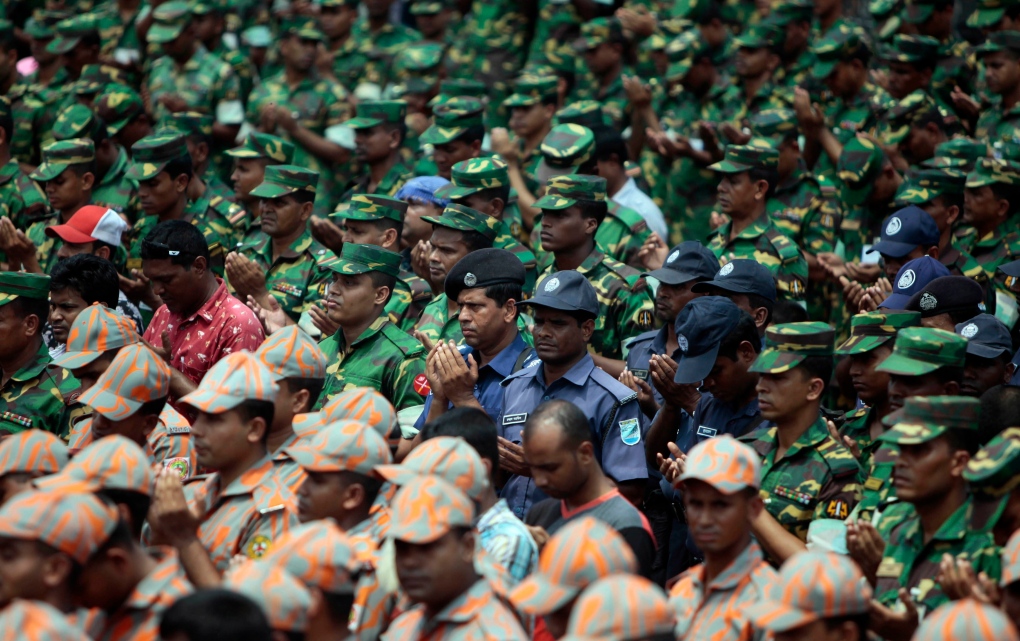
[
  {"left": 770, "top": 1, "right": 817, "bottom": 89},
  {"left": 446, "top": 0, "right": 527, "bottom": 118},
  {"left": 727, "top": 24, "right": 794, "bottom": 123},
  {"left": 341, "top": 101, "right": 415, "bottom": 202},
  {"left": 316, "top": 244, "right": 428, "bottom": 413},
  {"left": 706, "top": 146, "right": 809, "bottom": 301},
  {"left": 417, "top": 97, "right": 486, "bottom": 176},
  {"left": 502, "top": 75, "right": 558, "bottom": 201},
  {"left": 163, "top": 111, "right": 234, "bottom": 202},
  {"left": 238, "top": 165, "right": 338, "bottom": 322},
  {"left": 976, "top": 32, "right": 1020, "bottom": 144},
  {"left": 350, "top": 16, "right": 421, "bottom": 87},
  {"left": 570, "top": 18, "right": 633, "bottom": 130},
  {"left": 336, "top": 194, "right": 432, "bottom": 331},
  {"left": 322, "top": 0, "right": 371, "bottom": 89},
  {"left": 743, "top": 322, "right": 862, "bottom": 547},
  {"left": 415, "top": 293, "right": 534, "bottom": 346},
  {"left": 834, "top": 312, "right": 923, "bottom": 523},
  {"left": 964, "top": 427, "right": 1020, "bottom": 537},
  {"left": 0, "top": 273, "right": 81, "bottom": 437},
  {"left": 533, "top": 176, "right": 655, "bottom": 359},
  {"left": 837, "top": 136, "right": 893, "bottom": 264},
  {"left": 873, "top": 396, "right": 1000, "bottom": 615},
  {"left": 224, "top": 132, "right": 297, "bottom": 244},
  {"left": 94, "top": 2, "right": 144, "bottom": 63},
  {"left": 0, "top": 97, "right": 39, "bottom": 224},
  {"left": 193, "top": 0, "right": 256, "bottom": 109}
]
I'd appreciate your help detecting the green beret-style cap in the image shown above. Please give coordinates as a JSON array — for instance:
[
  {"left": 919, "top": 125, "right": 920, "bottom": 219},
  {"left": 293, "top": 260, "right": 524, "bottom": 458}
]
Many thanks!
[
  {"left": 347, "top": 100, "right": 407, "bottom": 129},
  {"left": 30, "top": 139, "right": 96, "bottom": 182},
  {"left": 249, "top": 165, "right": 320, "bottom": 198},
  {"left": 0, "top": 272, "right": 51, "bottom": 306},
  {"left": 709, "top": 145, "right": 780, "bottom": 173},
  {"left": 876, "top": 326, "right": 967, "bottom": 375},
  {"left": 879, "top": 395, "right": 979, "bottom": 444},
  {"left": 533, "top": 174, "right": 607, "bottom": 210},
  {"left": 127, "top": 133, "right": 189, "bottom": 181},
  {"left": 227, "top": 132, "right": 295, "bottom": 163},
  {"left": 329, "top": 243, "right": 402, "bottom": 277},
  {"left": 421, "top": 203, "right": 499, "bottom": 240},
  {"left": 835, "top": 311, "right": 921, "bottom": 355},
  {"left": 750, "top": 321, "right": 835, "bottom": 373}
]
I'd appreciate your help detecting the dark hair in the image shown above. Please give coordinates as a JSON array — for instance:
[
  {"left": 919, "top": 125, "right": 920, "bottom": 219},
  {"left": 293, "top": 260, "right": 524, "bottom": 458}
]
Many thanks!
[
  {"left": 992, "top": 182, "right": 1020, "bottom": 218},
  {"left": 367, "top": 270, "right": 399, "bottom": 305},
  {"left": 453, "top": 123, "right": 486, "bottom": 146},
  {"left": 745, "top": 292, "right": 775, "bottom": 327},
  {"left": 933, "top": 364, "right": 965, "bottom": 385},
  {"left": 338, "top": 470, "right": 384, "bottom": 507},
  {"left": 66, "top": 160, "right": 98, "bottom": 181},
  {"left": 321, "top": 591, "right": 356, "bottom": 627},
  {"left": 420, "top": 407, "right": 499, "bottom": 474},
  {"left": 716, "top": 312, "right": 762, "bottom": 361},
  {"left": 524, "top": 399, "right": 591, "bottom": 448},
  {"left": 945, "top": 426, "right": 981, "bottom": 456},
  {"left": 459, "top": 229, "right": 494, "bottom": 253},
  {"left": 283, "top": 377, "right": 326, "bottom": 412},
  {"left": 823, "top": 614, "right": 869, "bottom": 641},
  {"left": 141, "top": 219, "right": 210, "bottom": 265},
  {"left": 577, "top": 198, "right": 608, "bottom": 226},
  {"left": 51, "top": 253, "right": 120, "bottom": 309},
  {"left": 7, "top": 296, "right": 49, "bottom": 326},
  {"left": 934, "top": 192, "right": 964, "bottom": 216},
  {"left": 383, "top": 121, "right": 407, "bottom": 146},
  {"left": 472, "top": 185, "right": 511, "bottom": 205},
  {"left": 97, "top": 489, "right": 151, "bottom": 539},
  {"left": 236, "top": 399, "right": 276, "bottom": 446},
  {"left": 748, "top": 166, "right": 779, "bottom": 199},
  {"left": 772, "top": 300, "right": 809, "bottom": 324},
  {"left": 91, "top": 510, "right": 136, "bottom": 553},
  {"left": 367, "top": 215, "right": 404, "bottom": 241},
  {"left": 482, "top": 282, "right": 523, "bottom": 320},
  {"left": 138, "top": 396, "right": 169, "bottom": 418},
  {"left": 159, "top": 589, "right": 273, "bottom": 641},
  {"left": 285, "top": 190, "right": 317, "bottom": 207},
  {"left": 593, "top": 129, "right": 629, "bottom": 164},
  {"left": 797, "top": 355, "right": 833, "bottom": 394},
  {"left": 696, "top": 1, "right": 723, "bottom": 24},
  {"left": 979, "top": 385, "right": 1020, "bottom": 445},
  {"left": 163, "top": 154, "right": 194, "bottom": 182}
]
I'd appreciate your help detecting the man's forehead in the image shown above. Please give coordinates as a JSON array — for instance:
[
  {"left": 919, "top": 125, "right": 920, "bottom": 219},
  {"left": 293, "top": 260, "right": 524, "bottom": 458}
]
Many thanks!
[
  {"left": 48, "top": 287, "right": 88, "bottom": 304},
  {"left": 142, "top": 258, "right": 186, "bottom": 276}
]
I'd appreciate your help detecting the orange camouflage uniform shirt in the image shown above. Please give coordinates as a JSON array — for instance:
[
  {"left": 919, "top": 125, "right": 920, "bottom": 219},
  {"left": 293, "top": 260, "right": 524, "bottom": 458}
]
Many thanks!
[{"left": 381, "top": 579, "right": 529, "bottom": 641}]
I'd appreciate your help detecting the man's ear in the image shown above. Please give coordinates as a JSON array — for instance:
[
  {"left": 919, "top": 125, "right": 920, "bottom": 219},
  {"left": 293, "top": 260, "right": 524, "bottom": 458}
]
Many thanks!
[
  {"left": 581, "top": 317, "right": 596, "bottom": 342},
  {"left": 374, "top": 284, "right": 391, "bottom": 306},
  {"left": 925, "top": 245, "right": 940, "bottom": 260},
  {"left": 502, "top": 299, "right": 517, "bottom": 323},
  {"left": 290, "top": 387, "right": 312, "bottom": 414},
  {"left": 94, "top": 245, "right": 112, "bottom": 260},
  {"left": 81, "top": 172, "right": 96, "bottom": 191},
  {"left": 174, "top": 173, "right": 190, "bottom": 194},
  {"left": 381, "top": 227, "right": 400, "bottom": 250},
  {"left": 754, "top": 179, "right": 769, "bottom": 201},
  {"left": 247, "top": 416, "right": 268, "bottom": 444},
  {"left": 191, "top": 255, "right": 208, "bottom": 278},
  {"left": 805, "top": 376, "right": 825, "bottom": 402}
]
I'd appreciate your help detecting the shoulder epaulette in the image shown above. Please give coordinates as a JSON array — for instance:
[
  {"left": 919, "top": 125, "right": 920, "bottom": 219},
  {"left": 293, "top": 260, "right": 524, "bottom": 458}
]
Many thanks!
[{"left": 763, "top": 227, "right": 803, "bottom": 264}]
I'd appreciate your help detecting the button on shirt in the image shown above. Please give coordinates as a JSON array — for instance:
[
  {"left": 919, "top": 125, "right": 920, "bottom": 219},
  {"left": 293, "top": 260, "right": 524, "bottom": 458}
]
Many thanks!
[
  {"left": 414, "top": 333, "right": 536, "bottom": 430},
  {"left": 612, "top": 176, "right": 668, "bottom": 241},
  {"left": 498, "top": 353, "right": 648, "bottom": 518}
]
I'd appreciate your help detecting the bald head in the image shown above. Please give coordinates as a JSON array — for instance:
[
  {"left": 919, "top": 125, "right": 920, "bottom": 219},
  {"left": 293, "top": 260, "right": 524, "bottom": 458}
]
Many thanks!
[{"left": 522, "top": 400, "right": 591, "bottom": 449}]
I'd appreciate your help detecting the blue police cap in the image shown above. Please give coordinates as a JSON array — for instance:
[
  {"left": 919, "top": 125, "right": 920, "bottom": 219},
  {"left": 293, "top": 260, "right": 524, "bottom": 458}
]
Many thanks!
[
  {"left": 691, "top": 259, "right": 777, "bottom": 303},
  {"left": 673, "top": 296, "right": 747, "bottom": 384},
  {"left": 522, "top": 270, "right": 599, "bottom": 317},
  {"left": 644, "top": 241, "right": 720, "bottom": 286},
  {"left": 880, "top": 256, "right": 950, "bottom": 310},
  {"left": 956, "top": 313, "right": 1012, "bottom": 359},
  {"left": 869, "top": 205, "right": 940, "bottom": 258},
  {"left": 444, "top": 248, "right": 526, "bottom": 302},
  {"left": 1000, "top": 258, "right": 1020, "bottom": 278}
]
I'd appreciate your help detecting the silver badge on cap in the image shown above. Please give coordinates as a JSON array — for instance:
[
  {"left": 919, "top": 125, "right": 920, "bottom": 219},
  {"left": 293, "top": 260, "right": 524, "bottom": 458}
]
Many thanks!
[
  {"left": 667, "top": 250, "right": 680, "bottom": 264},
  {"left": 719, "top": 263, "right": 735, "bottom": 276},
  {"left": 920, "top": 292, "right": 938, "bottom": 311},
  {"left": 886, "top": 216, "right": 902, "bottom": 236},
  {"left": 678, "top": 334, "right": 688, "bottom": 352},
  {"left": 897, "top": 269, "right": 915, "bottom": 290},
  {"left": 464, "top": 272, "right": 477, "bottom": 287},
  {"left": 544, "top": 277, "right": 560, "bottom": 293},
  {"left": 961, "top": 323, "right": 979, "bottom": 338}
]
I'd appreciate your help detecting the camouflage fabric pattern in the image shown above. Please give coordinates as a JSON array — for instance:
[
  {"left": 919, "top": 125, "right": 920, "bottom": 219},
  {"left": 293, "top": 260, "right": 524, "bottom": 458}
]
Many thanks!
[
  {"left": 881, "top": 91, "right": 941, "bottom": 148},
  {"left": 533, "top": 175, "right": 606, "bottom": 209},
  {"left": 420, "top": 97, "right": 485, "bottom": 145},
  {"left": 266, "top": 520, "right": 359, "bottom": 594},
  {"left": 913, "top": 599, "right": 1020, "bottom": 641},
  {"left": 876, "top": 327, "right": 967, "bottom": 375},
  {"left": 0, "top": 343, "right": 80, "bottom": 437},
  {"left": 878, "top": 395, "right": 980, "bottom": 445},
  {"left": 127, "top": 133, "right": 190, "bottom": 181},
  {"left": 680, "top": 435, "right": 761, "bottom": 493},
  {"left": 96, "top": 84, "right": 145, "bottom": 137},
  {"left": 255, "top": 325, "right": 328, "bottom": 381},
  {"left": 228, "top": 132, "right": 296, "bottom": 163},
  {"left": 180, "top": 351, "right": 279, "bottom": 414},
  {"left": 751, "top": 321, "right": 834, "bottom": 373},
  {"left": 566, "top": 575, "right": 675, "bottom": 639},
  {"left": 223, "top": 562, "right": 311, "bottom": 632},
  {"left": 0, "top": 429, "right": 68, "bottom": 475},
  {"left": 348, "top": 18, "right": 421, "bottom": 88},
  {"left": 377, "top": 436, "right": 489, "bottom": 500},
  {"left": 0, "top": 600, "right": 91, "bottom": 641},
  {"left": 538, "top": 124, "right": 595, "bottom": 174},
  {"left": 286, "top": 419, "right": 392, "bottom": 474},
  {"left": 9, "top": 63, "right": 71, "bottom": 166},
  {"left": 835, "top": 311, "right": 921, "bottom": 355},
  {"left": 77, "top": 344, "right": 171, "bottom": 421},
  {"left": 52, "top": 104, "right": 101, "bottom": 142},
  {"left": 145, "top": 45, "right": 242, "bottom": 125},
  {"left": 388, "top": 474, "right": 474, "bottom": 543},
  {"left": 54, "top": 304, "right": 140, "bottom": 370},
  {"left": 707, "top": 216, "right": 809, "bottom": 301},
  {"left": 1003, "top": 528, "right": 1020, "bottom": 585},
  {"left": 91, "top": 147, "right": 141, "bottom": 223},
  {"left": 0, "top": 490, "right": 118, "bottom": 563},
  {"left": 709, "top": 145, "right": 779, "bottom": 174},
  {"left": 965, "top": 427, "right": 1020, "bottom": 495},
  {"left": 36, "top": 434, "right": 152, "bottom": 495},
  {"left": 30, "top": 138, "right": 95, "bottom": 182},
  {"left": 330, "top": 243, "right": 403, "bottom": 278}
]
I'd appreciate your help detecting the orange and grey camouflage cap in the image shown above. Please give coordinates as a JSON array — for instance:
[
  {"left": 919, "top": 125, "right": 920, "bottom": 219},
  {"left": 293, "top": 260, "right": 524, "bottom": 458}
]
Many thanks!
[
  {"left": 294, "top": 387, "right": 400, "bottom": 443},
  {"left": 53, "top": 303, "right": 140, "bottom": 370},
  {"left": 0, "top": 431, "right": 68, "bottom": 477},
  {"left": 0, "top": 600, "right": 90, "bottom": 641},
  {"left": 679, "top": 435, "right": 760, "bottom": 493},
  {"left": 77, "top": 344, "right": 170, "bottom": 421},
  {"left": 181, "top": 351, "right": 279, "bottom": 414},
  {"left": 227, "top": 132, "right": 295, "bottom": 163},
  {"left": 566, "top": 575, "right": 676, "bottom": 639},
  {"left": 509, "top": 517, "right": 638, "bottom": 615},
  {"left": 224, "top": 562, "right": 312, "bottom": 632},
  {"left": 286, "top": 419, "right": 392, "bottom": 475},
  {"left": 746, "top": 551, "right": 871, "bottom": 631},
  {"left": 913, "top": 598, "right": 1020, "bottom": 641},
  {"left": 388, "top": 475, "right": 475, "bottom": 544},
  {"left": 0, "top": 490, "right": 119, "bottom": 563},
  {"left": 35, "top": 435, "right": 153, "bottom": 496},
  {"left": 0, "top": 272, "right": 50, "bottom": 309},
  {"left": 266, "top": 520, "right": 359, "bottom": 594},
  {"left": 376, "top": 436, "right": 489, "bottom": 501},
  {"left": 256, "top": 325, "right": 327, "bottom": 382}
]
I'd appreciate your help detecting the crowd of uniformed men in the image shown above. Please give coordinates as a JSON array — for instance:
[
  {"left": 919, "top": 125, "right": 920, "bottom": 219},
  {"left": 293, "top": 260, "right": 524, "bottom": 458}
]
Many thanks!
[{"left": 7, "top": 0, "right": 1020, "bottom": 638}]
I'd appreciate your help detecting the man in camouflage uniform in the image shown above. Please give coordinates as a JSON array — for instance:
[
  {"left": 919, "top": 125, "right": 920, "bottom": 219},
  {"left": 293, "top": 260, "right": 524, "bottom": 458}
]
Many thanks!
[
  {"left": 0, "top": 97, "right": 45, "bottom": 227},
  {"left": 571, "top": 18, "right": 632, "bottom": 131},
  {"left": 871, "top": 396, "right": 999, "bottom": 636},
  {"left": 534, "top": 175, "right": 654, "bottom": 371},
  {"left": 501, "top": 75, "right": 558, "bottom": 199},
  {"left": 228, "top": 166, "right": 336, "bottom": 325},
  {"left": 706, "top": 145, "right": 809, "bottom": 302},
  {"left": 741, "top": 322, "right": 861, "bottom": 564},
  {"left": 316, "top": 243, "right": 428, "bottom": 417},
  {"left": 95, "top": 84, "right": 153, "bottom": 160},
  {"left": 727, "top": 23, "right": 791, "bottom": 124},
  {"left": 417, "top": 97, "right": 487, "bottom": 178},
  {"left": 960, "top": 158, "right": 1020, "bottom": 317},
  {"left": 191, "top": 0, "right": 254, "bottom": 110},
  {"left": 46, "top": 15, "right": 100, "bottom": 83},
  {"left": 336, "top": 194, "right": 431, "bottom": 332},
  {"left": 836, "top": 137, "right": 904, "bottom": 266},
  {"left": 246, "top": 18, "right": 352, "bottom": 215},
  {"left": 320, "top": 0, "right": 371, "bottom": 90},
  {"left": 770, "top": 0, "right": 816, "bottom": 90},
  {"left": 94, "top": 0, "right": 145, "bottom": 66},
  {"left": 165, "top": 112, "right": 233, "bottom": 202},
  {"left": 0, "top": 272, "right": 80, "bottom": 437},
  {"left": 343, "top": 101, "right": 415, "bottom": 201},
  {"left": 884, "top": 35, "right": 943, "bottom": 105},
  {"left": 227, "top": 132, "right": 296, "bottom": 245},
  {"left": 881, "top": 92, "right": 953, "bottom": 171},
  {"left": 351, "top": 0, "right": 421, "bottom": 88},
  {"left": 905, "top": 0, "right": 976, "bottom": 107},
  {"left": 976, "top": 31, "right": 1020, "bottom": 145}
]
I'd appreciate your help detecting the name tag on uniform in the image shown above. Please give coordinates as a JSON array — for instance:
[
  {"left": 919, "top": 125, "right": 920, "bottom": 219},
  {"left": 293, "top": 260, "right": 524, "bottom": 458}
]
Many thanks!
[
  {"left": 630, "top": 369, "right": 649, "bottom": 381},
  {"left": 167, "top": 424, "right": 191, "bottom": 435},
  {"left": 696, "top": 425, "right": 717, "bottom": 438},
  {"left": 876, "top": 558, "right": 904, "bottom": 578},
  {"left": 502, "top": 413, "right": 528, "bottom": 426}
]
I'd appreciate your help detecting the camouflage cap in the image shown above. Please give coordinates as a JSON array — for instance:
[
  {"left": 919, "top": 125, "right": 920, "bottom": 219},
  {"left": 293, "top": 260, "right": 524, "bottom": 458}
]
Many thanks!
[
  {"left": 53, "top": 304, "right": 140, "bottom": 370},
  {"left": 879, "top": 395, "right": 979, "bottom": 444},
  {"left": 0, "top": 272, "right": 51, "bottom": 308},
  {"left": 976, "top": 29, "right": 1020, "bottom": 55},
  {"left": 967, "top": 157, "right": 1020, "bottom": 188},
  {"left": 835, "top": 311, "right": 921, "bottom": 355},
  {"left": 885, "top": 34, "right": 940, "bottom": 63},
  {"left": 127, "top": 133, "right": 189, "bottom": 181},
  {"left": 286, "top": 419, "right": 391, "bottom": 475},
  {"left": 812, "top": 25, "right": 871, "bottom": 79},
  {"left": 0, "top": 430, "right": 68, "bottom": 477},
  {"left": 147, "top": 0, "right": 191, "bottom": 44},
  {"left": 904, "top": 0, "right": 943, "bottom": 24},
  {"left": 35, "top": 435, "right": 153, "bottom": 495},
  {"left": 46, "top": 14, "right": 98, "bottom": 55},
  {"left": 895, "top": 167, "right": 966, "bottom": 205},
  {"left": 164, "top": 111, "right": 214, "bottom": 139},
  {"left": 282, "top": 17, "right": 325, "bottom": 41},
  {"left": 509, "top": 517, "right": 638, "bottom": 615},
  {"left": 769, "top": 0, "right": 814, "bottom": 25},
  {"left": 420, "top": 97, "right": 485, "bottom": 145},
  {"left": 838, "top": 137, "right": 886, "bottom": 206},
  {"left": 410, "top": 0, "right": 447, "bottom": 14},
  {"left": 925, "top": 138, "right": 988, "bottom": 171},
  {"left": 533, "top": 174, "right": 607, "bottom": 210},
  {"left": 421, "top": 203, "right": 499, "bottom": 240},
  {"left": 24, "top": 10, "right": 69, "bottom": 39},
  {"left": 295, "top": 387, "right": 400, "bottom": 444},
  {"left": 347, "top": 100, "right": 407, "bottom": 129},
  {"left": 0, "top": 490, "right": 119, "bottom": 563},
  {"left": 750, "top": 108, "right": 799, "bottom": 142},
  {"left": 574, "top": 16, "right": 625, "bottom": 51},
  {"left": 554, "top": 101, "right": 611, "bottom": 129},
  {"left": 1004, "top": 529, "right": 1020, "bottom": 586},
  {"left": 0, "top": 600, "right": 90, "bottom": 641},
  {"left": 566, "top": 576, "right": 675, "bottom": 639},
  {"left": 388, "top": 475, "right": 475, "bottom": 544},
  {"left": 394, "top": 42, "right": 445, "bottom": 74},
  {"left": 679, "top": 435, "right": 761, "bottom": 492},
  {"left": 432, "top": 78, "right": 487, "bottom": 105},
  {"left": 74, "top": 64, "right": 126, "bottom": 97},
  {"left": 965, "top": 427, "right": 1020, "bottom": 495},
  {"left": 913, "top": 598, "right": 1020, "bottom": 641},
  {"left": 376, "top": 436, "right": 489, "bottom": 501},
  {"left": 30, "top": 139, "right": 95, "bottom": 182},
  {"left": 881, "top": 91, "right": 940, "bottom": 146},
  {"left": 876, "top": 326, "right": 967, "bottom": 375},
  {"left": 504, "top": 75, "right": 559, "bottom": 108},
  {"left": 746, "top": 552, "right": 871, "bottom": 631},
  {"left": 180, "top": 351, "right": 280, "bottom": 414},
  {"left": 438, "top": 157, "right": 510, "bottom": 199},
  {"left": 53, "top": 104, "right": 101, "bottom": 142},
  {"left": 536, "top": 124, "right": 596, "bottom": 183},
  {"left": 78, "top": 344, "right": 170, "bottom": 421},
  {"left": 96, "top": 84, "right": 144, "bottom": 136},
  {"left": 709, "top": 145, "right": 779, "bottom": 174},
  {"left": 735, "top": 23, "right": 784, "bottom": 49},
  {"left": 750, "top": 321, "right": 835, "bottom": 374},
  {"left": 192, "top": 0, "right": 228, "bottom": 14},
  {"left": 250, "top": 164, "right": 319, "bottom": 198},
  {"left": 255, "top": 326, "right": 327, "bottom": 382},
  {"left": 344, "top": 194, "right": 405, "bottom": 223},
  {"left": 969, "top": 0, "right": 1020, "bottom": 28},
  {"left": 223, "top": 562, "right": 312, "bottom": 633},
  {"left": 328, "top": 242, "right": 402, "bottom": 278},
  {"left": 266, "top": 520, "right": 359, "bottom": 595},
  {"left": 227, "top": 132, "right": 295, "bottom": 163}
]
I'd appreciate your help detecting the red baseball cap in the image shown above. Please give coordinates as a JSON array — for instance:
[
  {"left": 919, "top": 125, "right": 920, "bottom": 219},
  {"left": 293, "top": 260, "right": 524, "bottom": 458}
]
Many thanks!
[{"left": 45, "top": 205, "right": 127, "bottom": 246}]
